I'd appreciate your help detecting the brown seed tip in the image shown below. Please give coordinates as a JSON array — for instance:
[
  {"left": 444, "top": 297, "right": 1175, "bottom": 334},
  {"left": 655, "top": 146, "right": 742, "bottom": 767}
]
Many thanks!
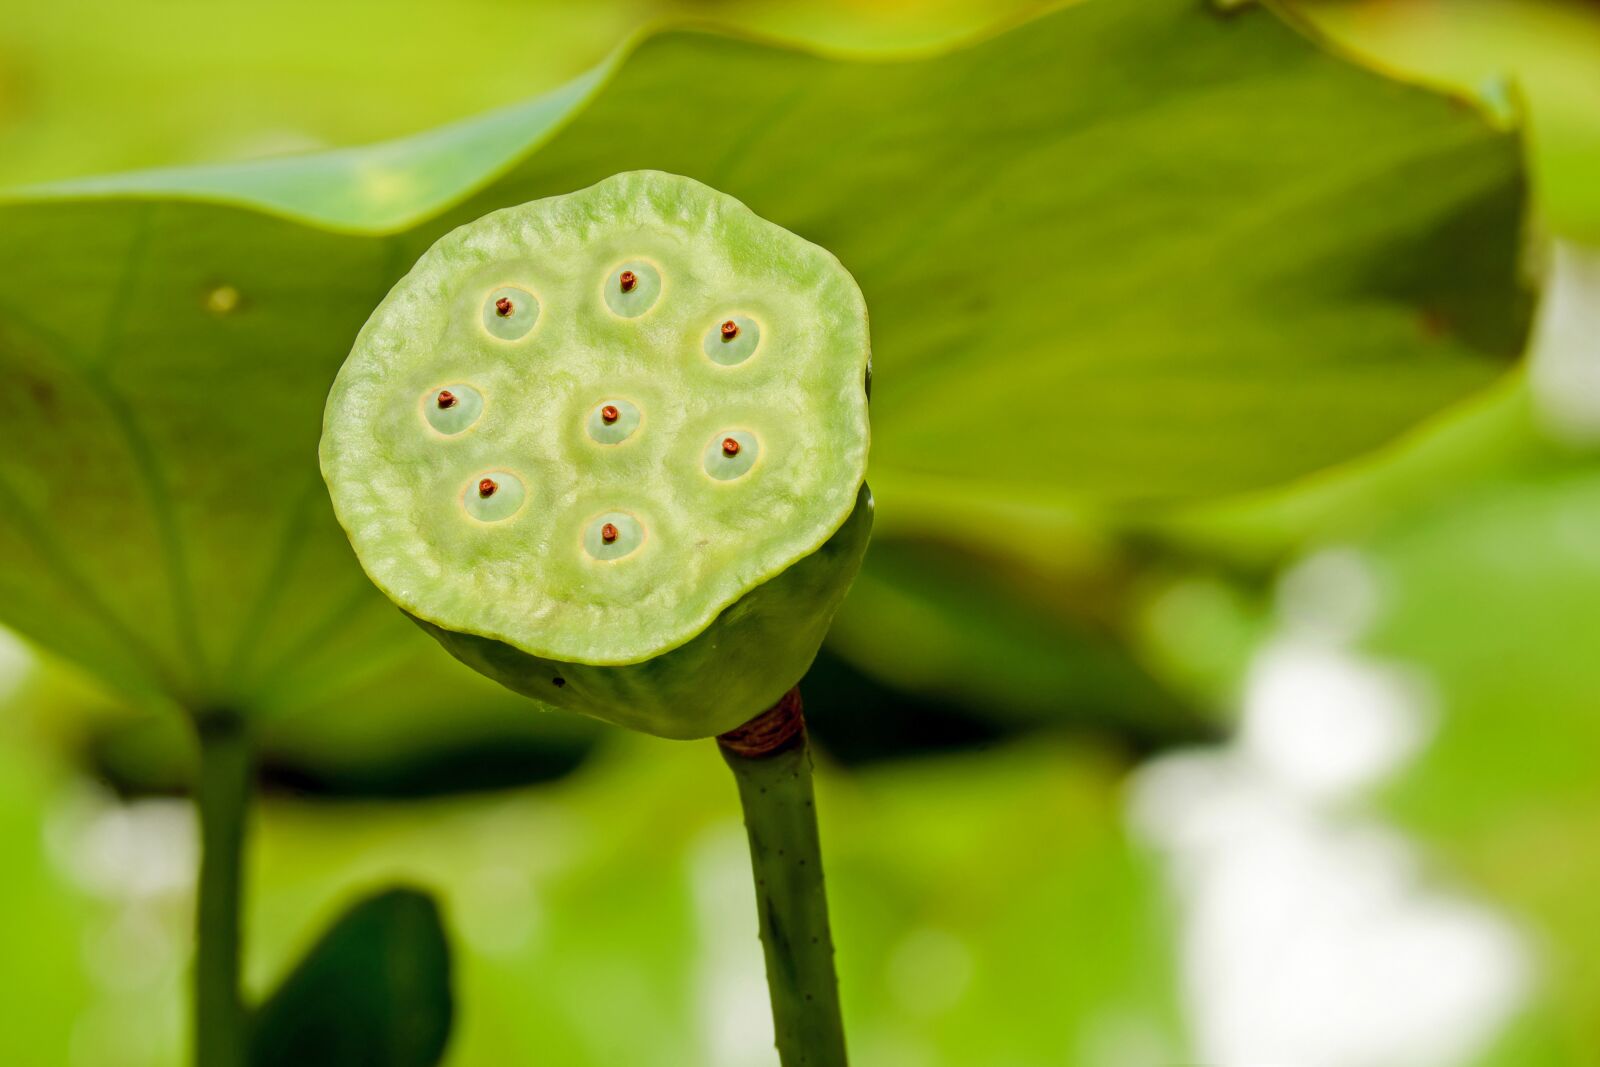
[
  {"left": 619, "top": 270, "right": 637, "bottom": 293},
  {"left": 494, "top": 296, "right": 513, "bottom": 317},
  {"left": 600, "top": 404, "right": 620, "bottom": 424},
  {"left": 720, "top": 319, "right": 739, "bottom": 340},
  {"left": 478, "top": 478, "right": 497, "bottom": 498},
  {"left": 601, "top": 522, "right": 619, "bottom": 544},
  {"left": 721, "top": 437, "right": 741, "bottom": 457},
  {"left": 436, "top": 390, "right": 457, "bottom": 409}
]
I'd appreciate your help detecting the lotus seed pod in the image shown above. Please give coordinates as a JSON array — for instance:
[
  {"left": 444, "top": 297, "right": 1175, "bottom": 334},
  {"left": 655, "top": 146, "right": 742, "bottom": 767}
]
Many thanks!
[{"left": 320, "top": 171, "right": 872, "bottom": 739}]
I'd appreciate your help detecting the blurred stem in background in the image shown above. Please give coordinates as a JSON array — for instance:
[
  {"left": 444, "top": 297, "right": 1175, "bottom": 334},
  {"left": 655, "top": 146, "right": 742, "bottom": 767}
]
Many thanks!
[
  {"left": 194, "top": 714, "right": 253, "bottom": 1067},
  {"left": 720, "top": 690, "right": 849, "bottom": 1067}
]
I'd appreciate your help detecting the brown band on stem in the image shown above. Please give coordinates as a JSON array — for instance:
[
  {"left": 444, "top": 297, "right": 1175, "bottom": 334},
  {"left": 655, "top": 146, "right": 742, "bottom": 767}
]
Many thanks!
[
  {"left": 601, "top": 404, "right": 620, "bottom": 424},
  {"left": 718, "top": 687, "right": 805, "bottom": 759},
  {"left": 494, "top": 297, "right": 514, "bottom": 317},
  {"left": 619, "top": 270, "right": 637, "bottom": 292},
  {"left": 720, "top": 319, "right": 739, "bottom": 340},
  {"left": 722, "top": 437, "right": 741, "bottom": 457}
]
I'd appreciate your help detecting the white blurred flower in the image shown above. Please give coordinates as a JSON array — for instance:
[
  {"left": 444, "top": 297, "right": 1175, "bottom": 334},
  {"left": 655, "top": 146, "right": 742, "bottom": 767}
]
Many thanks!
[{"left": 1131, "top": 549, "right": 1531, "bottom": 1067}]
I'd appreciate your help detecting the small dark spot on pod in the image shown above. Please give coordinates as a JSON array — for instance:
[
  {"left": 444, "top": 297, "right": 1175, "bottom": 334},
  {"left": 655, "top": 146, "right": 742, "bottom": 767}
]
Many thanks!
[
  {"left": 720, "top": 319, "right": 739, "bottom": 340},
  {"left": 436, "top": 390, "right": 458, "bottom": 409},
  {"left": 721, "top": 437, "right": 741, "bottom": 457},
  {"left": 619, "top": 270, "right": 637, "bottom": 292},
  {"left": 552, "top": 677, "right": 566, "bottom": 687},
  {"left": 601, "top": 404, "right": 620, "bottom": 424},
  {"left": 601, "top": 522, "right": 619, "bottom": 544},
  {"left": 494, "top": 296, "right": 514, "bottom": 317},
  {"left": 478, "top": 478, "right": 498, "bottom": 498}
]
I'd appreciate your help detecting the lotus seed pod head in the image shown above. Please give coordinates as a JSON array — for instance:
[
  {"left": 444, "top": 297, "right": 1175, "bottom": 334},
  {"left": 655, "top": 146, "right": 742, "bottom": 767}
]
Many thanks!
[{"left": 320, "top": 171, "right": 872, "bottom": 739}]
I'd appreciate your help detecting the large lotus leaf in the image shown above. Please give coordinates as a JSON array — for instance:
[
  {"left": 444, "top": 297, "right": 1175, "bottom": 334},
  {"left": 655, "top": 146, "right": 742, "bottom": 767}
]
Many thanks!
[
  {"left": 1293, "top": 0, "right": 1600, "bottom": 243},
  {"left": 0, "top": 0, "right": 1530, "bottom": 713},
  {"left": 0, "top": 0, "right": 1053, "bottom": 192}
]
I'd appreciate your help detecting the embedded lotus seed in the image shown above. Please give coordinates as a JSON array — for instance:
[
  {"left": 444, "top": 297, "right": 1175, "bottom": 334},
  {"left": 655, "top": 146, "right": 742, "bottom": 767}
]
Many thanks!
[
  {"left": 705, "top": 430, "right": 759, "bottom": 480},
  {"left": 586, "top": 398, "right": 641, "bottom": 444},
  {"left": 482, "top": 286, "right": 540, "bottom": 340},
  {"left": 464, "top": 471, "right": 526, "bottom": 523},
  {"left": 423, "top": 384, "right": 484, "bottom": 435},
  {"left": 584, "top": 512, "right": 644, "bottom": 560},
  {"left": 704, "top": 315, "right": 760, "bottom": 366},
  {"left": 603, "top": 261, "right": 661, "bottom": 318}
]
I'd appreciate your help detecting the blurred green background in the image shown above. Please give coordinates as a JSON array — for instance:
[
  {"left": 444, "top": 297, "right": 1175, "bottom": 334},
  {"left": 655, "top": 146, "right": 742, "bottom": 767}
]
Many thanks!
[{"left": 2, "top": 1, "right": 1599, "bottom": 1064}]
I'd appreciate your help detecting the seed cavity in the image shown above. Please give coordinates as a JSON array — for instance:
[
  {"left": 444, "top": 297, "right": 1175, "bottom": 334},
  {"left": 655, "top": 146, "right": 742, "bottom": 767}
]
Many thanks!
[
  {"left": 705, "top": 430, "right": 759, "bottom": 480},
  {"left": 584, "top": 511, "right": 644, "bottom": 560},
  {"left": 587, "top": 398, "right": 641, "bottom": 445},
  {"left": 482, "top": 285, "right": 539, "bottom": 340},
  {"left": 603, "top": 261, "right": 661, "bottom": 318},
  {"left": 424, "top": 384, "right": 483, "bottom": 435},
  {"left": 464, "top": 471, "right": 526, "bottom": 523},
  {"left": 704, "top": 315, "right": 760, "bottom": 366}
]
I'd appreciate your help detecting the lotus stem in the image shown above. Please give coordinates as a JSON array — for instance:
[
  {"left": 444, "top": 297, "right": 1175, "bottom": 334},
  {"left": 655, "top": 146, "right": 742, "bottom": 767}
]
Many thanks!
[
  {"left": 193, "top": 713, "right": 253, "bottom": 1067},
  {"left": 719, "top": 688, "right": 849, "bottom": 1067}
]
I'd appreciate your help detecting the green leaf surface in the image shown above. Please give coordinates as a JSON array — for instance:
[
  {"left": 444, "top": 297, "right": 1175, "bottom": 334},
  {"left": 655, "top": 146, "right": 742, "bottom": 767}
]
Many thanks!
[
  {"left": 0, "top": 0, "right": 1529, "bottom": 713},
  {"left": 1294, "top": 0, "right": 1600, "bottom": 243},
  {"left": 249, "top": 887, "right": 453, "bottom": 1067}
]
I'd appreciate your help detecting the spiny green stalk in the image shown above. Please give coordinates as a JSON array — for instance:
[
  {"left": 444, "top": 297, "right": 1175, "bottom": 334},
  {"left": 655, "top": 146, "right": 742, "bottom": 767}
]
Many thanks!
[
  {"left": 720, "top": 690, "right": 849, "bottom": 1067},
  {"left": 193, "top": 713, "right": 253, "bottom": 1067}
]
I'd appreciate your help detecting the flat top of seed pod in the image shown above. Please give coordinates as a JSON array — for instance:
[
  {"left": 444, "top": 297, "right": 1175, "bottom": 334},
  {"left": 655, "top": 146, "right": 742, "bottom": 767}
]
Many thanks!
[{"left": 320, "top": 171, "right": 870, "bottom": 666}]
